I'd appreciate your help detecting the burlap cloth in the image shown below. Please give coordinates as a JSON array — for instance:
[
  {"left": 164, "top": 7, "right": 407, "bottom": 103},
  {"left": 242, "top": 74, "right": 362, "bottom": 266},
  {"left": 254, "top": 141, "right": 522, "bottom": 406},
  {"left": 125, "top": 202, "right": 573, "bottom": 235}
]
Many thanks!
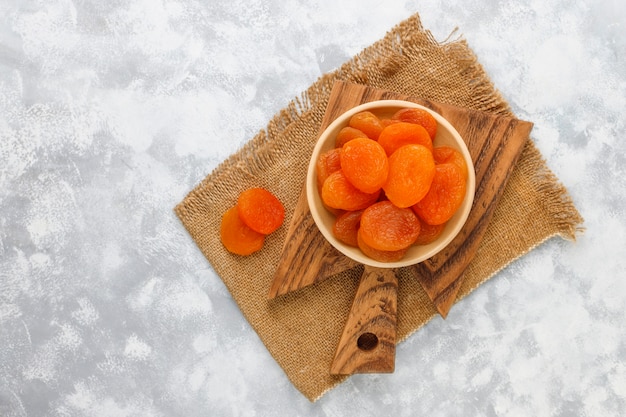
[{"left": 175, "top": 13, "right": 583, "bottom": 401}]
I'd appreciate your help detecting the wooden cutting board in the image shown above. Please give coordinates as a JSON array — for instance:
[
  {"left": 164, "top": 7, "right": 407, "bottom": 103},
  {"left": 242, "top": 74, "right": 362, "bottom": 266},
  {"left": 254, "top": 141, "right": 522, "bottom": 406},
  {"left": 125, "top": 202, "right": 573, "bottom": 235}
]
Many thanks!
[
  {"left": 268, "top": 81, "right": 532, "bottom": 374},
  {"left": 269, "top": 81, "right": 532, "bottom": 315}
]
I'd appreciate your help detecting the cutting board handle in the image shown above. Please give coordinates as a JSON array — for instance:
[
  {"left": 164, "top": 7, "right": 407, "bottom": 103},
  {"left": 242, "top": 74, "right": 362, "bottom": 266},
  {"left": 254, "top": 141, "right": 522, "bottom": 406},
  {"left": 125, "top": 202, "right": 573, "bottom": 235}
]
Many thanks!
[{"left": 330, "top": 266, "right": 397, "bottom": 374}]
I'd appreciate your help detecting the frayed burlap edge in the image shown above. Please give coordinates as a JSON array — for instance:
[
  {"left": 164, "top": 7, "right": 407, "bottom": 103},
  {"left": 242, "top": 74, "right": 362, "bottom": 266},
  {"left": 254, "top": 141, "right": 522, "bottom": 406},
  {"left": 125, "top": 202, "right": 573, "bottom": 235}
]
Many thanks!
[{"left": 177, "top": 15, "right": 514, "bottom": 204}]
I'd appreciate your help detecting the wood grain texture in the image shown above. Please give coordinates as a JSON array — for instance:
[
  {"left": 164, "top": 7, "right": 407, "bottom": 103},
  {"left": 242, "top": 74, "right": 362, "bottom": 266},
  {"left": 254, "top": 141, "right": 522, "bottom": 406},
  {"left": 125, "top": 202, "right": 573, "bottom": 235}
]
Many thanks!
[
  {"left": 268, "top": 81, "right": 533, "bottom": 319},
  {"left": 268, "top": 189, "right": 358, "bottom": 298},
  {"left": 411, "top": 104, "right": 533, "bottom": 317},
  {"left": 330, "top": 266, "right": 397, "bottom": 375},
  {"left": 268, "top": 82, "right": 399, "bottom": 298}
]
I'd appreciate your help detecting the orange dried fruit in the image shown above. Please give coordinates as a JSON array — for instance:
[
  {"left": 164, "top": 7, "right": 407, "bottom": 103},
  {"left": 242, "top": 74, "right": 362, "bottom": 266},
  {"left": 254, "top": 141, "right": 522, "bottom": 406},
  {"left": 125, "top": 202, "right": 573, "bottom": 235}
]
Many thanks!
[
  {"left": 380, "top": 118, "right": 400, "bottom": 128},
  {"left": 377, "top": 189, "right": 389, "bottom": 202},
  {"left": 383, "top": 144, "right": 435, "bottom": 208},
  {"left": 357, "top": 229, "right": 408, "bottom": 262},
  {"left": 391, "top": 108, "right": 438, "bottom": 140},
  {"left": 321, "top": 170, "right": 381, "bottom": 211},
  {"left": 220, "top": 206, "right": 265, "bottom": 255},
  {"left": 359, "top": 201, "right": 421, "bottom": 251},
  {"left": 340, "top": 137, "right": 389, "bottom": 193},
  {"left": 377, "top": 122, "right": 433, "bottom": 156},
  {"left": 412, "top": 163, "right": 467, "bottom": 225},
  {"left": 316, "top": 148, "right": 342, "bottom": 190},
  {"left": 237, "top": 188, "right": 285, "bottom": 234},
  {"left": 413, "top": 219, "right": 445, "bottom": 246},
  {"left": 332, "top": 210, "right": 363, "bottom": 247},
  {"left": 349, "top": 111, "right": 384, "bottom": 140},
  {"left": 335, "top": 126, "right": 368, "bottom": 148},
  {"left": 433, "top": 146, "right": 468, "bottom": 179}
]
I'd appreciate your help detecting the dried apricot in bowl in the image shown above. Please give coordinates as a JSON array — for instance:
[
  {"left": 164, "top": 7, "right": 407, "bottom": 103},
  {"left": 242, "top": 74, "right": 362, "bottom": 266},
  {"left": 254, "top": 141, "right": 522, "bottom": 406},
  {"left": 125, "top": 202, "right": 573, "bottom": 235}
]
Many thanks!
[
  {"left": 306, "top": 99, "right": 475, "bottom": 268},
  {"left": 335, "top": 126, "right": 368, "bottom": 148},
  {"left": 412, "top": 220, "right": 445, "bottom": 246},
  {"left": 433, "top": 146, "right": 468, "bottom": 179},
  {"left": 332, "top": 210, "right": 363, "bottom": 247},
  {"left": 359, "top": 201, "right": 421, "bottom": 251},
  {"left": 316, "top": 148, "right": 342, "bottom": 190},
  {"left": 340, "top": 138, "right": 389, "bottom": 193},
  {"left": 349, "top": 111, "right": 384, "bottom": 140},
  {"left": 357, "top": 229, "right": 408, "bottom": 263},
  {"left": 383, "top": 144, "right": 435, "bottom": 208},
  {"left": 321, "top": 170, "right": 381, "bottom": 211},
  {"left": 391, "top": 107, "right": 438, "bottom": 140},
  {"left": 412, "top": 163, "right": 467, "bottom": 225},
  {"left": 377, "top": 122, "right": 433, "bottom": 156},
  {"left": 220, "top": 206, "right": 265, "bottom": 256}
]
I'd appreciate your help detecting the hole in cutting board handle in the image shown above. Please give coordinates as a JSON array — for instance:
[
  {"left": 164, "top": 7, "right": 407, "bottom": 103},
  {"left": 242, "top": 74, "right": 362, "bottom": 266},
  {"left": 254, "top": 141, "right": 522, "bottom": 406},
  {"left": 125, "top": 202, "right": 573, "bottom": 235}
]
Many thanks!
[{"left": 357, "top": 332, "right": 379, "bottom": 351}]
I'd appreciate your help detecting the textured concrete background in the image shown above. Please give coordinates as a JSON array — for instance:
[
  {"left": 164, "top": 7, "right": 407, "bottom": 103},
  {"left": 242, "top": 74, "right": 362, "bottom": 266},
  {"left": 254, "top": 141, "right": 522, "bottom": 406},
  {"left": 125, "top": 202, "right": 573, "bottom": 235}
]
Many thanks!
[{"left": 1, "top": 0, "right": 625, "bottom": 415}]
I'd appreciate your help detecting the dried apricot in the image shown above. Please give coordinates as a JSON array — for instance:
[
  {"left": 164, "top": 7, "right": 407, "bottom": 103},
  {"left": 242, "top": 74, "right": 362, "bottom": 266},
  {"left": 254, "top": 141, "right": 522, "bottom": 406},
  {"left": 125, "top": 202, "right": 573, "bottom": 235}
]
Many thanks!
[
  {"left": 237, "top": 188, "right": 285, "bottom": 234},
  {"left": 413, "top": 220, "right": 445, "bottom": 245},
  {"left": 333, "top": 210, "right": 363, "bottom": 247},
  {"left": 321, "top": 170, "right": 380, "bottom": 211},
  {"left": 220, "top": 206, "right": 265, "bottom": 255},
  {"left": 433, "top": 146, "right": 468, "bottom": 179},
  {"left": 391, "top": 108, "right": 437, "bottom": 140},
  {"left": 340, "top": 138, "right": 389, "bottom": 193},
  {"left": 377, "top": 122, "right": 433, "bottom": 156},
  {"left": 335, "top": 126, "right": 368, "bottom": 148},
  {"left": 357, "top": 229, "right": 408, "bottom": 262},
  {"left": 383, "top": 144, "right": 435, "bottom": 208},
  {"left": 380, "top": 118, "right": 400, "bottom": 128},
  {"left": 349, "top": 111, "right": 384, "bottom": 140},
  {"left": 316, "top": 148, "right": 342, "bottom": 190},
  {"left": 412, "top": 163, "right": 466, "bottom": 225},
  {"left": 359, "top": 201, "right": 421, "bottom": 251}
]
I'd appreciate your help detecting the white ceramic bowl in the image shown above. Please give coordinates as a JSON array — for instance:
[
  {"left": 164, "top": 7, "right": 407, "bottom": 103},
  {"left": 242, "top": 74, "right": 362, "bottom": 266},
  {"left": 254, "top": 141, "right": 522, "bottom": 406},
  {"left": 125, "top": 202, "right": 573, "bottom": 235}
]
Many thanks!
[{"left": 307, "top": 100, "right": 476, "bottom": 268}]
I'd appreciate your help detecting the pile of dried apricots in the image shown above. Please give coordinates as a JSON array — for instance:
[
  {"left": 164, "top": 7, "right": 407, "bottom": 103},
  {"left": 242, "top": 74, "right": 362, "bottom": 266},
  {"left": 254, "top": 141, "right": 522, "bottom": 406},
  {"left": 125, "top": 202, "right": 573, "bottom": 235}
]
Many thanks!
[
  {"left": 220, "top": 188, "right": 285, "bottom": 255},
  {"left": 317, "top": 107, "right": 469, "bottom": 262}
]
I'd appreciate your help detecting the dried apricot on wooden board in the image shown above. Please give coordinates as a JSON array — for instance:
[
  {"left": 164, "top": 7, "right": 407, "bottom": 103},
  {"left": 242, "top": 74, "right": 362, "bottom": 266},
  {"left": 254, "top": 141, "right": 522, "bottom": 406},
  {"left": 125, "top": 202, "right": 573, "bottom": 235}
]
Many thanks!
[
  {"left": 383, "top": 144, "right": 435, "bottom": 208},
  {"left": 359, "top": 201, "right": 421, "bottom": 251},
  {"left": 412, "top": 163, "right": 467, "bottom": 225},
  {"left": 220, "top": 206, "right": 265, "bottom": 255},
  {"left": 237, "top": 188, "right": 285, "bottom": 234},
  {"left": 333, "top": 210, "right": 363, "bottom": 247},
  {"left": 340, "top": 138, "right": 389, "bottom": 193},
  {"left": 377, "top": 122, "right": 433, "bottom": 156},
  {"left": 349, "top": 111, "right": 384, "bottom": 140},
  {"left": 391, "top": 107, "right": 438, "bottom": 140},
  {"left": 321, "top": 170, "right": 381, "bottom": 211}
]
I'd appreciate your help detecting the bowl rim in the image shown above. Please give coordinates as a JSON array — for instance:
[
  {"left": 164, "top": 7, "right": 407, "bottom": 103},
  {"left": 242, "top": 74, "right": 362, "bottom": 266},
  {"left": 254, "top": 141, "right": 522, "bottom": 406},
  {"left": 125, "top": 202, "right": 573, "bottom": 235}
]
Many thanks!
[{"left": 307, "top": 99, "right": 476, "bottom": 268}]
